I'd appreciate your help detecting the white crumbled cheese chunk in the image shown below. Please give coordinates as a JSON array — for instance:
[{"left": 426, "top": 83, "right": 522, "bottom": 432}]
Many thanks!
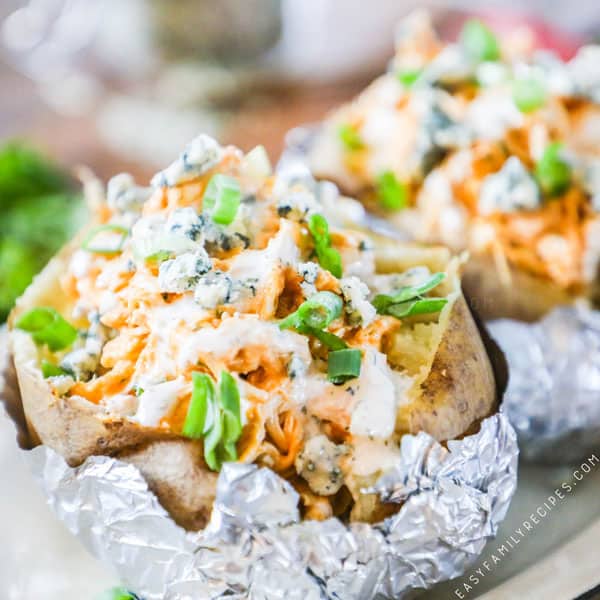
[
  {"left": 569, "top": 45, "right": 600, "bottom": 102},
  {"left": 298, "top": 261, "right": 319, "bottom": 297},
  {"left": 350, "top": 349, "right": 398, "bottom": 439},
  {"left": 107, "top": 173, "right": 151, "bottom": 213},
  {"left": 422, "top": 44, "right": 473, "bottom": 86},
  {"left": 466, "top": 89, "right": 524, "bottom": 140},
  {"left": 166, "top": 207, "right": 203, "bottom": 240},
  {"left": 151, "top": 134, "right": 223, "bottom": 187},
  {"left": 131, "top": 211, "right": 200, "bottom": 259},
  {"left": 277, "top": 190, "right": 321, "bottom": 222},
  {"left": 583, "top": 159, "right": 600, "bottom": 211},
  {"left": 48, "top": 375, "right": 75, "bottom": 396},
  {"left": 158, "top": 250, "right": 212, "bottom": 294},
  {"left": 60, "top": 348, "right": 99, "bottom": 382},
  {"left": 295, "top": 435, "right": 347, "bottom": 496},
  {"left": 583, "top": 218, "right": 600, "bottom": 282},
  {"left": 194, "top": 270, "right": 239, "bottom": 309},
  {"left": 478, "top": 157, "right": 541, "bottom": 215},
  {"left": 533, "top": 50, "right": 574, "bottom": 96},
  {"left": 340, "top": 276, "right": 376, "bottom": 326},
  {"left": 132, "top": 379, "right": 185, "bottom": 426}
]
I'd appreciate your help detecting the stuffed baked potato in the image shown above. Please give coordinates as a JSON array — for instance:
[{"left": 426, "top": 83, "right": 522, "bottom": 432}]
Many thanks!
[
  {"left": 9, "top": 135, "right": 497, "bottom": 530},
  {"left": 308, "top": 11, "right": 600, "bottom": 321}
]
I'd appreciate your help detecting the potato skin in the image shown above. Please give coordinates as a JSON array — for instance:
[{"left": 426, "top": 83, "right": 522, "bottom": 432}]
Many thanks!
[
  {"left": 396, "top": 295, "right": 498, "bottom": 441},
  {"left": 461, "top": 253, "right": 578, "bottom": 322}
]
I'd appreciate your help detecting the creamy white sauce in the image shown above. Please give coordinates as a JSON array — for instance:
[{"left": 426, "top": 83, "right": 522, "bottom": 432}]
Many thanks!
[
  {"left": 350, "top": 437, "right": 402, "bottom": 477},
  {"left": 131, "top": 377, "right": 186, "bottom": 426}
]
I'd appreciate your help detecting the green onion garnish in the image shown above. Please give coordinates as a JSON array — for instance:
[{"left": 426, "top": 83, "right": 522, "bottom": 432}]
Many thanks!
[
  {"left": 460, "top": 19, "right": 500, "bottom": 62},
  {"left": 338, "top": 124, "right": 365, "bottom": 151},
  {"left": 328, "top": 348, "right": 362, "bottom": 384},
  {"left": 97, "top": 587, "right": 139, "bottom": 600},
  {"left": 15, "top": 307, "right": 78, "bottom": 351},
  {"left": 82, "top": 224, "right": 129, "bottom": 255},
  {"left": 182, "top": 373, "right": 216, "bottom": 439},
  {"left": 513, "top": 78, "right": 546, "bottom": 113},
  {"left": 202, "top": 174, "right": 241, "bottom": 225},
  {"left": 373, "top": 272, "right": 448, "bottom": 319},
  {"left": 308, "top": 214, "right": 343, "bottom": 278},
  {"left": 310, "top": 328, "right": 348, "bottom": 351},
  {"left": 396, "top": 68, "right": 422, "bottom": 87},
  {"left": 182, "top": 371, "right": 243, "bottom": 472},
  {"left": 376, "top": 171, "right": 408, "bottom": 211},
  {"left": 41, "top": 359, "right": 70, "bottom": 378},
  {"left": 535, "top": 142, "right": 572, "bottom": 197}
]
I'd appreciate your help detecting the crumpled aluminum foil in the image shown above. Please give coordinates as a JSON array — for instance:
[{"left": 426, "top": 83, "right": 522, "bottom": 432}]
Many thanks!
[
  {"left": 489, "top": 305, "right": 600, "bottom": 464},
  {"left": 1, "top": 339, "right": 517, "bottom": 599},
  {"left": 280, "top": 125, "right": 600, "bottom": 466}
]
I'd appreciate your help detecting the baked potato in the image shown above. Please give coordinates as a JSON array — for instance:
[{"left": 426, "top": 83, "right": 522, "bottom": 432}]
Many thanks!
[
  {"left": 307, "top": 11, "right": 600, "bottom": 321},
  {"left": 8, "top": 135, "right": 497, "bottom": 530}
]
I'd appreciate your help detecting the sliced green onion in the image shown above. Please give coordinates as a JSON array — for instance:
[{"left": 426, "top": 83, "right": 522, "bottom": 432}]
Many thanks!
[
  {"left": 202, "top": 174, "right": 241, "bottom": 225},
  {"left": 203, "top": 409, "right": 224, "bottom": 471},
  {"left": 338, "top": 124, "right": 365, "bottom": 151},
  {"left": 97, "top": 588, "right": 139, "bottom": 600},
  {"left": 460, "top": 19, "right": 500, "bottom": 62},
  {"left": 372, "top": 272, "right": 446, "bottom": 312},
  {"left": 82, "top": 224, "right": 129, "bottom": 255},
  {"left": 15, "top": 307, "right": 78, "bottom": 351},
  {"left": 513, "top": 78, "right": 546, "bottom": 113},
  {"left": 182, "top": 373, "right": 216, "bottom": 439},
  {"left": 308, "top": 214, "right": 343, "bottom": 278},
  {"left": 219, "top": 372, "right": 242, "bottom": 435},
  {"left": 396, "top": 68, "right": 422, "bottom": 87},
  {"left": 328, "top": 348, "right": 362, "bottom": 384},
  {"left": 376, "top": 171, "right": 408, "bottom": 211},
  {"left": 309, "top": 327, "right": 348, "bottom": 351},
  {"left": 296, "top": 291, "right": 343, "bottom": 329},
  {"left": 535, "top": 142, "right": 572, "bottom": 197},
  {"left": 145, "top": 250, "right": 173, "bottom": 264},
  {"left": 41, "top": 360, "right": 70, "bottom": 378},
  {"left": 385, "top": 297, "right": 448, "bottom": 319}
]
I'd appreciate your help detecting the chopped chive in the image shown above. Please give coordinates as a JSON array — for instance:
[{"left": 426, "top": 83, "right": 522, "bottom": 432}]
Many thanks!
[
  {"left": 309, "top": 327, "right": 348, "bottom": 351},
  {"left": 460, "top": 19, "right": 500, "bottom": 62},
  {"left": 15, "top": 307, "right": 78, "bottom": 351},
  {"left": 328, "top": 348, "right": 362, "bottom": 384},
  {"left": 296, "top": 291, "right": 343, "bottom": 329},
  {"left": 376, "top": 171, "right": 408, "bottom": 211},
  {"left": 308, "top": 214, "right": 343, "bottom": 278},
  {"left": 535, "top": 142, "right": 572, "bottom": 197},
  {"left": 202, "top": 174, "right": 241, "bottom": 225},
  {"left": 513, "top": 78, "right": 546, "bottom": 113},
  {"left": 338, "top": 124, "right": 365, "bottom": 151},
  {"left": 396, "top": 68, "right": 422, "bottom": 87},
  {"left": 41, "top": 359, "right": 70, "bottom": 378},
  {"left": 82, "top": 224, "right": 129, "bottom": 255},
  {"left": 182, "top": 373, "right": 216, "bottom": 439}
]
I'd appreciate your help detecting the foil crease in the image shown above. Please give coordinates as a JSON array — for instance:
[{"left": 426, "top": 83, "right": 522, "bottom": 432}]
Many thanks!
[{"left": 489, "top": 305, "right": 600, "bottom": 464}]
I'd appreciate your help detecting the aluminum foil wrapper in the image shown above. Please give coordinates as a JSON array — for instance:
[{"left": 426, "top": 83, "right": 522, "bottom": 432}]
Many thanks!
[
  {"left": 1, "top": 326, "right": 518, "bottom": 599},
  {"left": 488, "top": 305, "right": 600, "bottom": 464}
]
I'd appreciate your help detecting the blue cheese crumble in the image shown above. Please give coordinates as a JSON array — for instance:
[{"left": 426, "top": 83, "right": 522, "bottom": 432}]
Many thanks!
[
  {"left": 297, "top": 261, "right": 319, "bottom": 297},
  {"left": 151, "top": 134, "right": 223, "bottom": 187},
  {"left": 277, "top": 189, "right": 321, "bottom": 222},
  {"left": 478, "top": 156, "right": 541, "bottom": 215},
  {"left": 158, "top": 250, "right": 212, "bottom": 294},
  {"left": 340, "top": 276, "right": 376, "bottom": 326},
  {"left": 107, "top": 173, "right": 152, "bottom": 214}
]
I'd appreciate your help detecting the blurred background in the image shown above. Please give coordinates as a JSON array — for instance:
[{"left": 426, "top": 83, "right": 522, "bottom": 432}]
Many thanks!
[{"left": 1, "top": 1, "right": 600, "bottom": 599}]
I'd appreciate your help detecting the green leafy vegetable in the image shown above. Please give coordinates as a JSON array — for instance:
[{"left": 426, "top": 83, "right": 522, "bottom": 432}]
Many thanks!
[
  {"left": 0, "top": 142, "right": 85, "bottom": 322},
  {"left": 396, "top": 68, "right": 422, "bottom": 87},
  {"left": 513, "top": 78, "right": 546, "bottom": 113},
  {"left": 15, "top": 307, "right": 78, "bottom": 351},
  {"left": 202, "top": 174, "right": 241, "bottom": 225},
  {"left": 373, "top": 272, "right": 448, "bottom": 319},
  {"left": 308, "top": 214, "right": 343, "bottom": 278},
  {"left": 182, "top": 371, "right": 243, "bottom": 472},
  {"left": 328, "top": 348, "right": 362, "bottom": 384},
  {"left": 460, "top": 19, "right": 500, "bottom": 62},
  {"left": 82, "top": 224, "right": 129, "bottom": 255},
  {"left": 535, "top": 142, "right": 572, "bottom": 197},
  {"left": 338, "top": 124, "right": 365, "bottom": 151},
  {"left": 376, "top": 171, "right": 408, "bottom": 211}
]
